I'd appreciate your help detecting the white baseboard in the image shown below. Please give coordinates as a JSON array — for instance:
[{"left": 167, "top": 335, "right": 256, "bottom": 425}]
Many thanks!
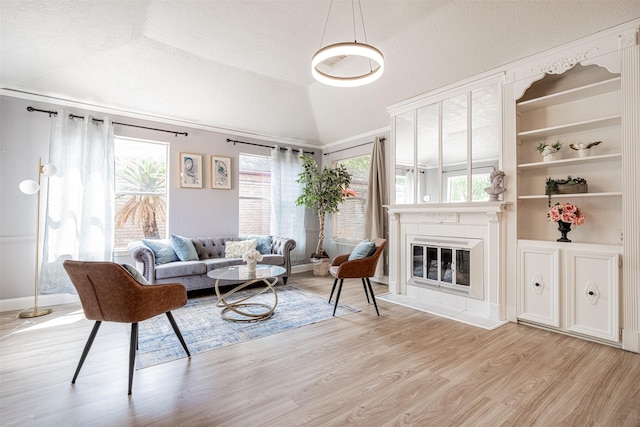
[
  {"left": 292, "top": 264, "right": 314, "bottom": 274},
  {"left": 0, "top": 293, "right": 79, "bottom": 313}
]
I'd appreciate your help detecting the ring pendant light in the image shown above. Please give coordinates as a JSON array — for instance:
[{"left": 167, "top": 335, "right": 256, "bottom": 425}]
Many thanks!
[{"left": 311, "top": 0, "right": 384, "bottom": 87}]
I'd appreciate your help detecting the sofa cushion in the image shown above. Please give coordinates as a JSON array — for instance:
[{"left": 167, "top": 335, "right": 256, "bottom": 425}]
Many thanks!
[
  {"left": 154, "top": 261, "right": 207, "bottom": 280},
  {"left": 245, "top": 235, "right": 273, "bottom": 255},
  {"left": 224, "top": 239, "right": 257, "bottom": 258},
  {"left": 171, "top": 234, "right": 199, "bottom": 261},
  {"left": 192, "top": 237, "right": 226, "bottom": 259},
  {"left": 120, "top": 263, "right": 149, "bottom": 285},
  {"left": 142, "top": 239, "right": 180, "bottom": 265},
  {"left": 348, "top": 240, "right": 376, "bottom": 260},
  {"left": 259, "top": 254, "right": 284, "bottom": 266},
  {"left": 202, "top": 258, "right": 244, "bottom": 271}
]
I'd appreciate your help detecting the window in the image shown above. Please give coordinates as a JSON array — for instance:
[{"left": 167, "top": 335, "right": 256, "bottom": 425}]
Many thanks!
[
  {"left": 392, "top": 77, "right": 501, "bottom": 204},
  {"left": 114, "top": 137, "right": 168, "bottom": 249},
  {"left": 332, "top": 155, "right": 371, "bottom": 242},
  {"left": 238, "top": 154, "right": 271, "bottom": 235},
  {"left": 444, "top": 164, "right": 492, "bottom": 202}
]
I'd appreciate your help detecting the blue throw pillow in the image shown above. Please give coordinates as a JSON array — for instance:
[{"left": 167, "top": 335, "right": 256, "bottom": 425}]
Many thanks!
[
  {"left": 171, "top": 234, "right": 199, "bottom": 261},
  {"left": 120, "top": 263, "right": 149, "bottom": 285},
  {"left": 348, "top": 240, "right": 376, "bottom": 261},
  {"left": 246, "top": 235, "right": 273, "bottom": 255},
  {"left": 143, "top": 239, "right": 180, "bottom": 265}
]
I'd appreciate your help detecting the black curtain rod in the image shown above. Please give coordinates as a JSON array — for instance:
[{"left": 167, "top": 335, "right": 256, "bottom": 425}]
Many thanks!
[
  {"left": 323, "top": 137, "right": 386, "bottom": 156},
  {"left": 226, "top": 138, "right": 314, "bottom": 155},
  {"left": 27, "top": 106, "right": 188, "bottom": 137}
]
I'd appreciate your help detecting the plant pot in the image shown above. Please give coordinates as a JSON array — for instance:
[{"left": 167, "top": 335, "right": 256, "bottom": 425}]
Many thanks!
[
  {"left": 577, "top": 148, "right": 591, "bottom": 158},
  {"left": 557, "top": 220, "right": 572, "bottom": 242},
  {"left": 542, "top": 153, "right": 556, "bottom": 162},
  {"left": 556, "top": 183, "right": 588, "bottom": 194},
  {"left": 246, "top": 260, "right": 257, "bottom": 273},
  {"left": 311, "top": 258, "right": 330, "bottom": 276}
]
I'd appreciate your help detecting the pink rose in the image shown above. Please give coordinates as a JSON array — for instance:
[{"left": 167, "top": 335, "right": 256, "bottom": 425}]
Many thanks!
[
  {"left": 548, "top": 208, "right": 561, "bottom": 222},
  {"left": 574, "top": 214, "right": 585, "bottom": 226},
  {"left": 561, "top": 212, "right": 576, "bottom": 223},
  {"left": 562, "top": 203, "right": 577, "bottom": 214}
]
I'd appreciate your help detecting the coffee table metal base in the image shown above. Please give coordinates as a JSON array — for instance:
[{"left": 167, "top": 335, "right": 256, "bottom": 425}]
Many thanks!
[{"left": 214, "top": 277, "right": 279, "bottom": 322}]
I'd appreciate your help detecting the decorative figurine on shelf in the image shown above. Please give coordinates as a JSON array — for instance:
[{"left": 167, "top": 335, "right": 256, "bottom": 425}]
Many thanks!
[
  {"left": 569, "top": 141, "right": 601, "bottom": 158},
  {"left": 536, "top": 140, "right": 563, "bottom": 162},
  {"left": 484, "top": 168, "right": 506, "bottom": 201}
]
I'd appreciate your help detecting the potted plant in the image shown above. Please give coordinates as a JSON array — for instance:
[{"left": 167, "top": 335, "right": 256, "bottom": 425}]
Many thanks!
[
  {"left": 296, "top": 155, "right": 354, "bottom": 276},
  {"left": 536, "top": 140, "right": 563, "bottom": 162},
  {"left": 545, "top": 176, "right": 588, "bottom": 195},
  {"left": 569, "top": 140, "right": 601, "bottom": 158}
]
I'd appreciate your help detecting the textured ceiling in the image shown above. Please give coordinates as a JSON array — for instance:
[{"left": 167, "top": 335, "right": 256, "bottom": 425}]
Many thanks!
[{"left": 1, "top": 1, "right": 639, "bottom": 146}]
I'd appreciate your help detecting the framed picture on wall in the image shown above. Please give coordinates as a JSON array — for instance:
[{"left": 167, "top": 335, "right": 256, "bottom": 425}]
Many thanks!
[
  {"left": 211, "top": 156, "right": 231, "bottom": 189},
  {"left": 180, "top": 153, "right": 203, "bottom": 188}
]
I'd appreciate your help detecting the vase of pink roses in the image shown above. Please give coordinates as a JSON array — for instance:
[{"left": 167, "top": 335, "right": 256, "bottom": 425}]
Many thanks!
[{"left": 547, "top": 202, "right": 585, "bottom": 242}]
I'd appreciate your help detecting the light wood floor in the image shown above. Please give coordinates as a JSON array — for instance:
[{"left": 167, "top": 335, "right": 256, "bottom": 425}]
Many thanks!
[{"left": 1, "top": 272, "right": 639, "bottom": 427}]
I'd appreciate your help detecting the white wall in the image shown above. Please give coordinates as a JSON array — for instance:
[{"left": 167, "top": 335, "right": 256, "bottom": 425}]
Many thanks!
[{"left": 0, "top": 95, "right": 317, "bottom": 301}]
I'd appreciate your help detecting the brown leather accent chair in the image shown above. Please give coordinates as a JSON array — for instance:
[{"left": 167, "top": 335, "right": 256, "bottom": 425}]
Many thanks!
[
  {"left": 328, "top": 238, "right": 386, "bottom": 316},
  {"left": 63, "top": 260, "right": 191, "bottom": 395}
]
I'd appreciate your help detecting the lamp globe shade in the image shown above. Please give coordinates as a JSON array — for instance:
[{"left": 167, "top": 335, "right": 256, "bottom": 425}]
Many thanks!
[{"left": 19, "top": 179, "right": 39, "bottom": 195}]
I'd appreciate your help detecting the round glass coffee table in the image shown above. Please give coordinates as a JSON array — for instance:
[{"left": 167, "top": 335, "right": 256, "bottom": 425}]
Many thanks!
[{"left": 207, "top": 264, "right": 286, "bottom": 322}]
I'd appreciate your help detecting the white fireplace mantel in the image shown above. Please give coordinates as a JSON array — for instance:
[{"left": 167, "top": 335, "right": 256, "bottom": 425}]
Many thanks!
[{"left": 383, "top": 202, "right": 509, "bottom": 329}]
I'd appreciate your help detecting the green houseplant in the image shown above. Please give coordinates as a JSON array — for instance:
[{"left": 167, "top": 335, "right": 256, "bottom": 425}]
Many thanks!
[{"left": 296, "top": 155, "right": 353, "bottom": 274}]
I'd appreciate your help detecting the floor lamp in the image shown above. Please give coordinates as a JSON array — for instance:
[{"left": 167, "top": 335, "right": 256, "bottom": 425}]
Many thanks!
[{"left": 18, "top": 157, "right": 56, "bottom": 318}]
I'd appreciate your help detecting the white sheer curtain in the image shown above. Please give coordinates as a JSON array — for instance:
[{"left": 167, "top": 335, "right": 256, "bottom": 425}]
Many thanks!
[
  {"left": 40, "top": 111, "right": 115, "bottom": 294},
  {"left": 270, "top": 146, "right": 306, "bottom": 265}
]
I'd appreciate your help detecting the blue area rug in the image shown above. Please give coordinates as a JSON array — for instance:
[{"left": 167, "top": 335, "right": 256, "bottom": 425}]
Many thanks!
[{"left": 135, "top": 285, "right": 359, "bottom": 369}]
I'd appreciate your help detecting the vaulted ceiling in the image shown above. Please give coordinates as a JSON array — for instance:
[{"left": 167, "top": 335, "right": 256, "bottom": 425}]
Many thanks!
[{"left": 1, "top": 1, "right": 638, "bottom": 146}]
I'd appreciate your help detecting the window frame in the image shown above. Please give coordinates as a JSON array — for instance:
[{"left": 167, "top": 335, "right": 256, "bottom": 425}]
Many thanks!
[
  {"left": 331, "top": 154, "right": 371, "bottom": 244},
  {"left": 238, "top": 153, "right": 272, "bottom": 236},
  {"left": 113, "top": 136, "right": 169, "bottom": 250}
]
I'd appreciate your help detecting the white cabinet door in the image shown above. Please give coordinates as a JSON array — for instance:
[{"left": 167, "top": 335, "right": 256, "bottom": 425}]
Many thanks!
[
  {"left": 566, "top": 250, "right": 619, "bottom": 342},
  {"left": 518, "top": 245, "right": 560, "bottom": 327}
]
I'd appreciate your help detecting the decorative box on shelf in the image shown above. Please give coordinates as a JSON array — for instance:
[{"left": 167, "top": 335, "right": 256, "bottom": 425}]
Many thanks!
[{"left": 545, "top": 176, "right": 588, "bottom": 195}]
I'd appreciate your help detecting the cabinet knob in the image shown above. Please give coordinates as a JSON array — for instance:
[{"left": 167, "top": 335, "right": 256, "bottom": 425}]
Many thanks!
[
  {"left": 588, "top": 291, "right": 595, "bottom": 296},
  {"left": 535, "top": 282, "right": 541, "bottom": 287}
]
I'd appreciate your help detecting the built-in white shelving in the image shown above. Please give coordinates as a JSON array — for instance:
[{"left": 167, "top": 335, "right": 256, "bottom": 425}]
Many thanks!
[
  {"left": 516, "top": 77, "right": 621, "bottom": 112},
  {"left": 517, "top": 115, "right": 621, "bottom": 140},
  {"left": 517, "top": 153, "right": 622, "bottom": 170},
  {"left": 517, "top": 192, "right": 622, "bottom": 200}
]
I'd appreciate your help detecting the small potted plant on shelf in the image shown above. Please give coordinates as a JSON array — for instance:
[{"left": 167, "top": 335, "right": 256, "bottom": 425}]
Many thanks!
[
  {"left": 296, "top": 155, "right": 354, "bottom": 276},
  {"left": 536, "top": 140, "right": 563, "bottom": 162},
  {"left": 545, "top": 176, "right": 588, "bottom": 195},
  {"left": 569, "top": 141, "right": 601, "bottom": 158}
]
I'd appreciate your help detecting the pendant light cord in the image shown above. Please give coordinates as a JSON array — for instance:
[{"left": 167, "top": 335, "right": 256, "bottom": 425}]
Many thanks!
[
  {"left": 357, "top": 0, "right": 369, "bottom": 45},
  {"left": 319, "top": 0, "right": 334, "bottom": 49}
]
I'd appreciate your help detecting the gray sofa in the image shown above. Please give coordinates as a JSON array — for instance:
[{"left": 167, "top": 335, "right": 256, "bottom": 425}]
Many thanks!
[{"left": 127, "top": 236, "right": 296, "bottom": 291}]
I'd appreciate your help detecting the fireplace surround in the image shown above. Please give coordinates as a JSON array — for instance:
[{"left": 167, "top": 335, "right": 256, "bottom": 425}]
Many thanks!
[
  {"left": 408, "top": 235, "right": 484, "bottom": 300},
  {"left": 385, "top": 203, "right": 508, "bottom": 329}
]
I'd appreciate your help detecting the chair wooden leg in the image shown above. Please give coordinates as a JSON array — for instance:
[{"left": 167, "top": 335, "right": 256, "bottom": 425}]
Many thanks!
[
  {"left": 128, "top": 323, "right": 138, "bottom": 395},
  {"left": 365, "top": 278, "right": 380, "bottom": 316},
  {"left": 361, "top": 278, "right": 371, "bottom": 303},
  {"left": 71, "top": 320, "right": 102, "bottom": 384},
  {"left": 332, "top": 279, "right": 344, "bottom": 316},
  {"left": 329, "top": 278, "right": 338, "bottom": 303},
  {"left": 166, "top": 312, "right": 191, "bottom": 357}
]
